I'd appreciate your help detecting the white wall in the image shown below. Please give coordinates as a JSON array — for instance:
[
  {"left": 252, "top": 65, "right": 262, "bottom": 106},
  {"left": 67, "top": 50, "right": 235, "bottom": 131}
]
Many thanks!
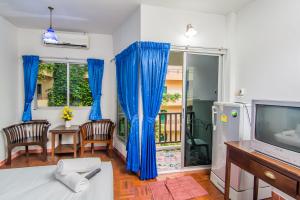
[
  {"left": 112, "top": 6, "right": 141, "bottom": 54},
  {"left": 235, "top": 2, "right": 300, "bottom": 197},
  {"left": 225, "top": 12, "right": 238, "bottom": 102},
  {"left": 235, "top": 0, "right": 300, "bottom": 103},
  {"left": 112, "top": 7, "right": 141, "bottom": 156},
  {"left": 0, "top": 17, "right": 18, "bottom": 161},
  {"left": 141, "top": 4, "right": 227, "bottom": 47},
  {"left": 17, "top": 28, "right": 116, "bottom": 148}
]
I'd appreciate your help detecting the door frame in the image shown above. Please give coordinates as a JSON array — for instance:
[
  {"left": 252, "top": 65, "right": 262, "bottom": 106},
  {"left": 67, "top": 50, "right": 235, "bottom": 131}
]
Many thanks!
[{"left": 170, "top": 46, "right": 227, "bottom": 171}]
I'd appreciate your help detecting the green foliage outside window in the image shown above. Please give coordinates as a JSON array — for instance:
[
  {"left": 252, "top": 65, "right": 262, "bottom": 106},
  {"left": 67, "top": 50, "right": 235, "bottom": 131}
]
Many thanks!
[
  {"left": 70, "top": 64, "right": 93, "bottom": 106},
  {"left": 162, "top": 92, "right": 181, "bottom": 106},
  {"left": 38, "top": 62, "right": 54, "bottom": 80},
  {"left": 47, "top": 63, "right": 67, "bottom": 106},
  {"left": 38, "top": 62, "right": 92, "bottom": 107}
]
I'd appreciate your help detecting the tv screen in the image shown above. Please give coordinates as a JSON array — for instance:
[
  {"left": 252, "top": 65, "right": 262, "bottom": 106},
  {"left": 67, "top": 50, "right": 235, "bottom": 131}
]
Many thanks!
[{"left": 255, "top": 104, "right": 300, "bottom": 153}]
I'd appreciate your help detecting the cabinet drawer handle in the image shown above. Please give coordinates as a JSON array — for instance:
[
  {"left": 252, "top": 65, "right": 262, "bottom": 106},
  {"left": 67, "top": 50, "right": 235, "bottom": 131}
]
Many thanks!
[{"left": 264, "top": 171, "right": 276, "bottom": 180}]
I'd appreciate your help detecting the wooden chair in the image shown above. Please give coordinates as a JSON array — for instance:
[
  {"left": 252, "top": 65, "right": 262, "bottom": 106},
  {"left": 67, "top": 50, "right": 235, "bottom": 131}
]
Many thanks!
[
  {"left": 79, "top": 120, "right": 115, "bottom": 156},
  {"left": 3, "top": 120, "right": 51, "bottom": 164}
]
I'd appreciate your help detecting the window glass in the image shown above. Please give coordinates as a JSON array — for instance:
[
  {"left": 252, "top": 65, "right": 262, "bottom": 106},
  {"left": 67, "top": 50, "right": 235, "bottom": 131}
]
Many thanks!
[
  {"left": 117, "top": 101, "right": 130, "bottom": 143},
  {"left": 163, "top": 86, "right": 167, "bottom": 95},
  {"left": 36, "top": 61, "right": 92, "bottom": 108},
  {"left": 69, "top": 63, "right": 92, "bottom": 106},
  {"left": 37, "top": 62, "right": 67, "bottom": 107}
]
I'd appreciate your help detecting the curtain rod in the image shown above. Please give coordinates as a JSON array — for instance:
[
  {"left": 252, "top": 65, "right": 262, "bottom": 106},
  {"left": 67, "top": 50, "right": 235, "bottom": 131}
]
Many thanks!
[
  {"left": 171, "top": 44, "right": 227, "bottom": 51},
  {"left": 39, "top": 56, "right": 87, "bottom": 62},
  {"left": 110, "top": 44, "right": 227, "bottom": 62}
]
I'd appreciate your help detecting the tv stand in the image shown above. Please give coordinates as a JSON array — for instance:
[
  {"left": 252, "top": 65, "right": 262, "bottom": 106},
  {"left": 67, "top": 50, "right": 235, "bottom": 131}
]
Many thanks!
[{"left": 224, "top": 141, "right": 300, "bottom": 200}]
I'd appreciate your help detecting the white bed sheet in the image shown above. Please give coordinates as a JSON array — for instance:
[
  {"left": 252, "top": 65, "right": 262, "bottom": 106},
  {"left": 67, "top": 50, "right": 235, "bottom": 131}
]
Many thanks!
[{"left": 0, "top": 162, "right": 113, "bottom": 200}]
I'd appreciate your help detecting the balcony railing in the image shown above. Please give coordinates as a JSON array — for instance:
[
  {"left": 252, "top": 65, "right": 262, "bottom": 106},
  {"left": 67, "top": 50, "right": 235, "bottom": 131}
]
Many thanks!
[
  {"left": 118, "top": 111, "right": 195, "bottom": 146},
  {"left": 155, "top": 112, "right": 194, "bottom": 145}
]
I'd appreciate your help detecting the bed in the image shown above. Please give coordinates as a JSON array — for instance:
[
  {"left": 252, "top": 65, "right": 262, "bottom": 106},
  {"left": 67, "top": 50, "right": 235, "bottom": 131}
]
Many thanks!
[{"left": 0, "top": 162, "right": 113, "bottom": 200}]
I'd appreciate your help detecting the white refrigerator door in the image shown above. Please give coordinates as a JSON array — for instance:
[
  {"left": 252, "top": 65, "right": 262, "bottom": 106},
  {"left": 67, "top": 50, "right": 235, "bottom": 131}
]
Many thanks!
[{"left": 211, "top": 103, "right": 244, "bottom": 191}]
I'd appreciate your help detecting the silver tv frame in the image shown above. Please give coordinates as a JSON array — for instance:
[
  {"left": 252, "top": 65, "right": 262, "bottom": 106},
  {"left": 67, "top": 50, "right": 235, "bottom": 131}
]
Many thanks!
[{"left": 251, "top": 100, "right": 300, "bottom": 167}]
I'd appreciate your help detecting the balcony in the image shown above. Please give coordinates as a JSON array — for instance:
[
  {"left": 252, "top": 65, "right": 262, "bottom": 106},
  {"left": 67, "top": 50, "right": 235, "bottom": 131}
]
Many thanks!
[
  {"left": 155, "top": 112, "right": 182, "bottom": 146},
  {"left": 118, "top": 111, "right": 196, "bottom": 172},
  {"left": 155, "top": 112, "right": 194, "bottom": 146},
  {"left": 118, "top": 112, "right": 196, "bottom": 147}
]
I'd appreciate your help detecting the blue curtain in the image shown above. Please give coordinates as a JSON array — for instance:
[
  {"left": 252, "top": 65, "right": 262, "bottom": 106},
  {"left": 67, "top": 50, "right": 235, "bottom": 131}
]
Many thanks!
[
  {"left": 140, "top": 42, "right": 170, "bottom": 180},
  {"left": 87, "top": 59, "right": 104, "bottom": 120},
  {"left": 22, "top": 55, "right": 39, "bottom": 122},
  {"left": 115, "top": 42, "right": 140, "bottom": 173}
]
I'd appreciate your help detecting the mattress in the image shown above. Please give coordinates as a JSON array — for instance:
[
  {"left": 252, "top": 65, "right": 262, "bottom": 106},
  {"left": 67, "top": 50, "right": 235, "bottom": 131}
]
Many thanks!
[{"left": 0, "top": 162, "right": 113, "bottom": 200}]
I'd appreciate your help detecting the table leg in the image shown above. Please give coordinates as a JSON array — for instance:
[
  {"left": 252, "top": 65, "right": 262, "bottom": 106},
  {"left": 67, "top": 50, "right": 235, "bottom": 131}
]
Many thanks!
[
  {"left": 91, "top": 143, "right": 94, "bottom": 154},
  {"left": 224, "top": 149, "right": 231, "bottom": 200},
  {"left": 51, "top": 133, "right": 55, "bottom": 161},
  {"left": 73, "top": 134, "right": 77, "bottom": 158},
  {"left": 59, "top": 134, "right": 62, "bottom": 146},
  {"left": 253, "top": 176, "right": 259, "bottom": 200}
]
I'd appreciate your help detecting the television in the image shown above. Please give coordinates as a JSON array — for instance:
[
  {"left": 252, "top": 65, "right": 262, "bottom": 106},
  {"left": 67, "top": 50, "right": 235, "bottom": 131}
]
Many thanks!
[{"left": 251, "top": 100, "right": 300, "bottom": 167}]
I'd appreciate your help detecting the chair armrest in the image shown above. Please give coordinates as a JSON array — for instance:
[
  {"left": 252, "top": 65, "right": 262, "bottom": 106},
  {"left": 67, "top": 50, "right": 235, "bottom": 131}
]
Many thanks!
[
  {"left": 42, "top": 123, "right": 51, "bottom": 142},
  {"left": 110, "top": 123, "right": 116, "bottom": 139},
  {"left": 2, "top": 129, "right": 12, "bottom": 145},
  {"left": 79, "top": 125, "right": 88, "bottom": 141}
]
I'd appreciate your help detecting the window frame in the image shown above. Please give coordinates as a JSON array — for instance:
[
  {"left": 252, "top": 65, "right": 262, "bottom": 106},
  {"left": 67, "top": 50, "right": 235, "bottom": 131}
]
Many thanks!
[
  {"left": 34, "top": 59, "right": 91, "bottom": 110},
  {"left": 116, "top": 99, "right": 132, "bottom": 143}
]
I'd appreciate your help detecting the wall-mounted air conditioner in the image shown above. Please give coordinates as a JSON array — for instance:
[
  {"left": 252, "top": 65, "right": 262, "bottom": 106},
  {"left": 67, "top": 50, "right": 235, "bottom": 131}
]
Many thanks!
[{"left": 42, "top": 31, "right": 89, "bottom": 49}]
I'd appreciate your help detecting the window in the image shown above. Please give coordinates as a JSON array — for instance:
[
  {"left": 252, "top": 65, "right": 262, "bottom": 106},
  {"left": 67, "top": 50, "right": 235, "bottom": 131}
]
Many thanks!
[
  {"left": 69, "top": 63, "right": 93, "bottom": 106},
  {"left": 163, "top": 86, "right": 167, "bottom": 95},
  {"left": 117, "top": 101, "right": 130, "bottom": 143},
  {"left": 37, "top": 84, "right": 42, "bottom": 99},
  {"left": 36, "top": 61, "right": 92, "bottom": 108}
]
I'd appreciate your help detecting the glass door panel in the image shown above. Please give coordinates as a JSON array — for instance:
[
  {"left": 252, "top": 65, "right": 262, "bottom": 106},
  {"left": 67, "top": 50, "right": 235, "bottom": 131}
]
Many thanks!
[
  {"left": 184, "top": 54, "right": 219, "bottom": 167},
  {"left": 156, "top": 51, "right": 184, "bottom": 172}
]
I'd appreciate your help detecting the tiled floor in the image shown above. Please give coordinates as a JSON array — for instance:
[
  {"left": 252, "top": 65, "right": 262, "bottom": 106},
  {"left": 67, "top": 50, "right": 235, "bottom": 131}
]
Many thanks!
[{"left": 156, "top": 148, "right": 181, "bottom": 172}]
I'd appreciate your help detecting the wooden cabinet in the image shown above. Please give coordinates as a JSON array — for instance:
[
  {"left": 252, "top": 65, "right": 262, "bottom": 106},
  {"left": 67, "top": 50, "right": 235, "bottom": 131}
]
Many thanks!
[
  {"left": 224, "top": 141, "right": 300, "bottom": 200},
  {"left": 250, "top": 161, "right": 297, "bottom": 196}
]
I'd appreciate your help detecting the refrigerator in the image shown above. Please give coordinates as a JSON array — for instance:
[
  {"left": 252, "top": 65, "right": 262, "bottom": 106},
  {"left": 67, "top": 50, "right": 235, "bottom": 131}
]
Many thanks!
[{"left": 210, "top": 102, "right": 271, "bottom": 200}]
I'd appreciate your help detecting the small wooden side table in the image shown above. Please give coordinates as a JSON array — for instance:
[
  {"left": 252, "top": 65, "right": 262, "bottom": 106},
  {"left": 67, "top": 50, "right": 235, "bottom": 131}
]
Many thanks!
[{"left": 50, "top": 125, "right": 80, "bottom": 161}]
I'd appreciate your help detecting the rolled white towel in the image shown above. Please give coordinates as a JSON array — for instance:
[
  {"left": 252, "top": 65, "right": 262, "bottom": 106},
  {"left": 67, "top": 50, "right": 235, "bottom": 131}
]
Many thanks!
[
  {"left": 56, "top": 158, "right": 101, "bottom": 175},
  {"left": 55, "top": 171, "right": 89, "bottom": 193}
]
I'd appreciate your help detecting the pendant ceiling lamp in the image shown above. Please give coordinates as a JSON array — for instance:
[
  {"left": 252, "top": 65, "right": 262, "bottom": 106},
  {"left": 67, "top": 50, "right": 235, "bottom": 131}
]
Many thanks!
[{"left": 43, "top": 6, "right": 58, "bottom": 44}]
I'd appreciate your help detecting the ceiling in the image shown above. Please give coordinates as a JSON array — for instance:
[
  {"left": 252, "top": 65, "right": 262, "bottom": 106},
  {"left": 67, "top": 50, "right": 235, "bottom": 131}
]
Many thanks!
[
  {"left": 0, "top": 0, "right": 253, "bottom": 34},
  {"left": 142, "top": 0, "right": 253, "bottom": 15}
]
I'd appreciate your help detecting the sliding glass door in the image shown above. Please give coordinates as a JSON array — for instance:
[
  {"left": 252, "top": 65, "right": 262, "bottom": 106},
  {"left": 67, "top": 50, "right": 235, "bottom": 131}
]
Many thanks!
[
  {"left": 182, "top": 53, "right": 220, "bottom": 167},
  {"left": 155, "top": 50, "right": 223, "bottom": 172}
]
